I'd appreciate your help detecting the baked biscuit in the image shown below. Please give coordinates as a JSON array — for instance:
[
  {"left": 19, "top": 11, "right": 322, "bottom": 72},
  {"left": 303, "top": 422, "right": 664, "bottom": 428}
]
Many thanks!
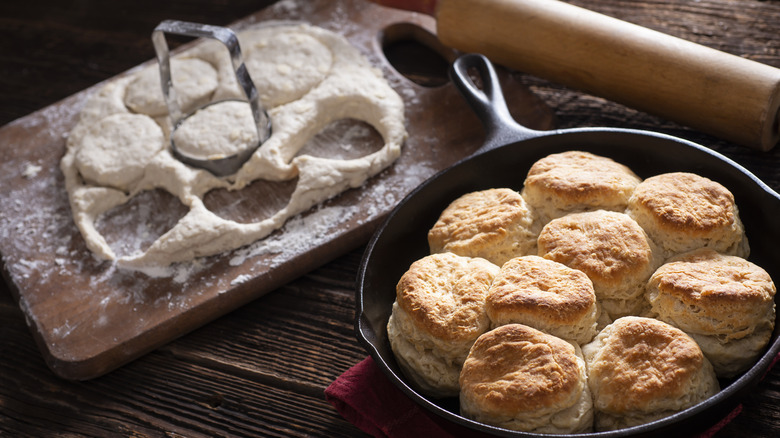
[
  {"left": 460, "top": 324, "right": 593, "bottom": 434},
  {"left": 428, "top": 188, "right": 540, "bottom": 267},
  {"left": 582, "top": 316, "right": 719, "bottom": 431},
  {"left": 646, "top": 249, "right": 776, "bottom": 377},
  {"left": 486, "top": 256, "right": 601, "bottom": 344},
  {"left": 521, "top": 151, "right": 641, "bottom": 225},
  {"left": 538, "top": 210, "right": 661, "bottom": 318},
  {"left": 626, "top": 172, "right": 749, "bottom": 259},
  {"left": 387, "top": 252, "right": 500, "bottom": 397}
]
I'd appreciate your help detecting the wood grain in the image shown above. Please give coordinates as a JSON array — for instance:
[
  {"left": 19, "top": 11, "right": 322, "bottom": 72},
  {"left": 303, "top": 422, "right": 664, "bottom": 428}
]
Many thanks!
[{"left": 0, "top": 276, "right": 362, "bottom": 437}]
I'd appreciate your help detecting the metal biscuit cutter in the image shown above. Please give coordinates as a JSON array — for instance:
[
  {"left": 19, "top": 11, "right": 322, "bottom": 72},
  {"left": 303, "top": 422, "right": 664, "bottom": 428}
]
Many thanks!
[{"left": 152, "top": 20, "right": 272, "bottom": 176}]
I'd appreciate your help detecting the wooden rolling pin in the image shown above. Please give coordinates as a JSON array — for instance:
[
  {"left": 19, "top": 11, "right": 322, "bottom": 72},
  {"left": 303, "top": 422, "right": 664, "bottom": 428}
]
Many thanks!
[{"left": 371, "top": 0, "right": 780, "bottom": 151}]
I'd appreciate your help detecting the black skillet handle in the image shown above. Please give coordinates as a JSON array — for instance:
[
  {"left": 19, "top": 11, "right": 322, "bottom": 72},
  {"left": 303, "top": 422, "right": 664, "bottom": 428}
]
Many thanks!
[{"left": 449, "top": 53, "right": 544, "bottom": 153}]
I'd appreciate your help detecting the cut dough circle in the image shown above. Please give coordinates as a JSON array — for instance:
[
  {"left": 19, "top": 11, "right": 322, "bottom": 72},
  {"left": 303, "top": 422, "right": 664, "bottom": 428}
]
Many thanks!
[
  {"left": 74, "top": 113, "right": 165, "bottom": 190},
  {"left": 124, "top": 58, "right": 218, "bottom": 117},
  {"left": 244, "top": 30, "right": 333, "bottom": 107},
  {"left": 172, "top": 100, "right": 258, "bottom": 159}
]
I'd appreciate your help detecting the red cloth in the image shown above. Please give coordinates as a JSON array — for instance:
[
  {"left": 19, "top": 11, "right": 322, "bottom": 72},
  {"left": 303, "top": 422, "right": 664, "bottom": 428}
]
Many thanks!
[
  {"left": 324, "top": 356, "right": 466, "bottom": 438},
  {"left": 326, "top": 353, "right": 780, "bottom": 438}
]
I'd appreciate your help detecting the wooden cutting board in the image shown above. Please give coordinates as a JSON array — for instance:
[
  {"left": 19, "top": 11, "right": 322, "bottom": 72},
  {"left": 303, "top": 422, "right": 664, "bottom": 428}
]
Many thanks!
[{"left": 0, "top": 0, "right": 553, "bottom": 380}]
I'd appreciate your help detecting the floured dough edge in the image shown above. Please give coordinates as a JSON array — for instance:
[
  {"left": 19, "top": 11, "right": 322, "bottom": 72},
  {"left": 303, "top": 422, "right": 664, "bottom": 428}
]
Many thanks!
[{"left": 60, "top": 21, "right": 407, "bottom": 269}]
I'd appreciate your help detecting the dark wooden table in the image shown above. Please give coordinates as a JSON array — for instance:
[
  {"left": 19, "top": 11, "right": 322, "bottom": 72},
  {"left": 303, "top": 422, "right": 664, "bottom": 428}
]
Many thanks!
[{"left": 1, "top": 0, "right": 779, "bottom": 436}]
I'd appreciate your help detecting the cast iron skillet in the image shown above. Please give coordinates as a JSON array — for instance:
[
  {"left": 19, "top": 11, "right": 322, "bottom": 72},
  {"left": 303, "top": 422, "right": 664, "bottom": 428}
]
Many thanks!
[{"left": 356, "top": 53, "right": 780, "bottom": 437}]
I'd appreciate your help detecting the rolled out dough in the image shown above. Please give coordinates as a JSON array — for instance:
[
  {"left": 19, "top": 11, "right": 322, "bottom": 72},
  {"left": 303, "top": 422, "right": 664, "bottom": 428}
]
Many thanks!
[{"left": 61, "top": 22, "right": 407, "bottom": 269}]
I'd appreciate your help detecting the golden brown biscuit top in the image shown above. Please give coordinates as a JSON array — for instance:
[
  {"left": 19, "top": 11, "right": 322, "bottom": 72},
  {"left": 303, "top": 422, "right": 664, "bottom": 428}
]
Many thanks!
[
  {"left": 524, "top": 151, "right": 640, "bottom": 203},
  {"left": 629, "top": 172, "right": 736, "bottom": 234},
  {"left": 589, "top": 317, "right": 704, "bottom": 413},
  {"left": 538, "top": 211, "right": 654, "bottom": 286},
  {"left": 487, "top": 256, "right": 596, "bottom": 323},
  {"left": 428, "top": 188, "right": 527, "bottom": 252},
  {"left": 396, "top": 252, "right": 498, "bottom": 342},
  {"left": 651, "top": 249, "right": 776, "bottom": 306},
  {"left": 460, "top": 324, "right": 581, "bottom": 414}
]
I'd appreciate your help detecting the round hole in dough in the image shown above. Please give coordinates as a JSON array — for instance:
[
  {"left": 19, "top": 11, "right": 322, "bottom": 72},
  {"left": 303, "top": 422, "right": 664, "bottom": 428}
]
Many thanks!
[
  {"left": 203, "top": 177, "right": 298, "bottom": 224},
  {"left": 172, "top": 100, "right": 258, "bottom": 160},
  {"left": 244, "top": 31, "right": 333, "bottom": 108},
  {"left": 124, "top": 58, "right": 218, "bottom": 117},
  {"left": 296, "top": 118, "right": 384, "bottom": 160},
  {"left": 95, "top": 188, "right": 189, "bottom": 258},
  {"left": 75, "top": 113, "right": 165, "bottom": 190}
]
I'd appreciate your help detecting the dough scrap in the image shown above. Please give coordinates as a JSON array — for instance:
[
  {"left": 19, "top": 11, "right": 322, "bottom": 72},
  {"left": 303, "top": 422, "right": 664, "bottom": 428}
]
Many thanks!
[{"left": 61, "top": 22, "right": 406, "bottom": 269}]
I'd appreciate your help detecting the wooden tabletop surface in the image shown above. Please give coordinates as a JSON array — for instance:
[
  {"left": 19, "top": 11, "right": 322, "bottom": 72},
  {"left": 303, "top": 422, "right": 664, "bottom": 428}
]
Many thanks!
[{"left": 1, "top": 0, "right": 779, "bottom": 437}]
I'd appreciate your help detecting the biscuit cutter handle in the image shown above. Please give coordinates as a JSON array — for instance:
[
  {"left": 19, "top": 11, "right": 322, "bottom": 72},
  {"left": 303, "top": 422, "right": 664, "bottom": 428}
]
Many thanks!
[
  {"left": 373, "top": 0, "right": 780, "bottom": 151},
  {"left": 152, "top": 20, "right": 272, "bottom": 175}
]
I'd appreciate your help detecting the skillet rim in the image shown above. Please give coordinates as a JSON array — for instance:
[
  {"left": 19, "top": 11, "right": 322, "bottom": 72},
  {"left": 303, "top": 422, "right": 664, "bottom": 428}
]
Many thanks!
[
  {"left": 355, "top": 127, "right": 780, "bottom": 437},
  {"left": 354, "top": 54, "right": 780, "bottom": 437}
]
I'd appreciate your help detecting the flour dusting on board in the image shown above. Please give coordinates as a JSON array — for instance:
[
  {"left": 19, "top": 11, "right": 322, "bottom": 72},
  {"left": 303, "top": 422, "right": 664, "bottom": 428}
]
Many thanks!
[
  {"left": 0, "top": 0, "right": 434, "bottom": 291},
  {"left": 229, "top": 204, "right": 356, "bottom": 267},
  {"left": 0, "top": 0, "right": 515, "bottom": 379},
  {"left": 230, "top": 274, "right": 253, "bottom": 287}
]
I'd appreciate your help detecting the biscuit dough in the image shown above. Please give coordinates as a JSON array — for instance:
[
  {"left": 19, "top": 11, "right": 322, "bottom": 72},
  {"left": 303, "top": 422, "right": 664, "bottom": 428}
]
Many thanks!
[
  {"left": 244, "top": 31, "right": 333, "bottom": 107},
  {"left": 75, "top": 113, "right": 165, "bottom": 190},
  {"left": 124, "top": 57, "right": 219, "bottom": 117},
  {"left": 61, "top": 22, "right": 407, "bottom": 268},
  {"left": 173, "top": 101, "right": 258, "bottom": 159}
]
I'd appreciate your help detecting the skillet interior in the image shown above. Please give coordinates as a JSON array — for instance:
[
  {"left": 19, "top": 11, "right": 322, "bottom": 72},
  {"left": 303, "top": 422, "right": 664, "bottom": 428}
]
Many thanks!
[{"left": 356, "top": 128, "right": 780, "bottom": 437}]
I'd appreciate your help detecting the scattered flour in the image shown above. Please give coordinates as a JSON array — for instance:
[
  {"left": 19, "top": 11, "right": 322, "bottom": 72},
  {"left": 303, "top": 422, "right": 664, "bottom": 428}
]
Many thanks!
[
  {"left": 230, "top": 274, "right": 253, "bottom": 287},
  {"left": 0, "top": 1, "right": 445, "bottom": 353},
  {"left": 60, "top": 22, "right": 407, "bottom": 270},
  {"left": 22, "top": 163, "right": 42, "bottom": 179}
]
